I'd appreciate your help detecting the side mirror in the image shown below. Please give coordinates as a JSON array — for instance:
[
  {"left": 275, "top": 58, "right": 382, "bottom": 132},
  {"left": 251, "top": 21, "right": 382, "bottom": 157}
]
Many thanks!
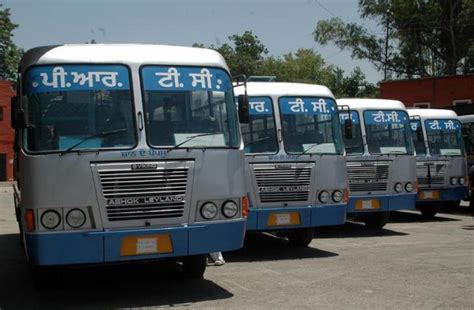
[
  {"left": 344, "top": 118, "right": 353, "bottom": 139},
  {"left": 416, "top": 126, "right": 423, "bottom": 141},
  {"left": 238, "top": 94, "right": 249, "bottom": 124},
  {"left": 11, "top": 95, "right": 28, "bottom": 129}
]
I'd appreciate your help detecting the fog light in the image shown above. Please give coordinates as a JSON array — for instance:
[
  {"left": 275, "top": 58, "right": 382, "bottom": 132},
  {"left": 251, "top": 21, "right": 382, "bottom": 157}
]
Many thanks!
[
  {"left": 450, "top": 177, "right": 457, "bottom": 185},
  {"left": 458, "top": 177, "right": 465, "bottom": 185},
  {"left": 66, "top": 209, "right": 86, "bottom": 228},
  {"left": 332, "top": 190, "right": 343, "bottom": 202},
  {"left": 394, "top": 183, "right": 403, "bottom": 193},
  {"left": 200, "top": 202, "right": 218, "bottom": 219},
  {"left": 319, "top": 191, "right": 330, "bottom": 203},
  {"left": 405, "top": 182, "right": 414, "bottom": 192},
  {"left": 222, "top": 200, "right": 238, "bottom": 218},
  {"left": 40, "top": 210, "right": 61, "bottom": 230}
]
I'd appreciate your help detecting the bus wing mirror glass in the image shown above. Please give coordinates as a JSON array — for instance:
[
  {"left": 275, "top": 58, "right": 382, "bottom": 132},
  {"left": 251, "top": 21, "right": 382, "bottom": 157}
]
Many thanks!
[
  {"left": 344, "top": 118, "right": 353, "bottom": 139},
  {"left": 11, "top": 96, "right": 29, "bottom": 129},
  {"left": 238, "top": 94, "right": 250, "bottom": 124}
]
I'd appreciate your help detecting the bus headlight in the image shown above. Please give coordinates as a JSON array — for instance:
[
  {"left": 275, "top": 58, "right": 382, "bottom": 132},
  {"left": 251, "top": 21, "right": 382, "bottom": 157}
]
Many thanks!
[
  {"left": 40, "top": 210, "right": 61, "bottom": 230},
  {"left": 222, "top": 200, "right": 239, "bottom": 218},
  {"left": 66, "top": 209, "right": 86, "bottom": 228},
  {"left": 450, "top": 177, "right": 458, "bottom": 185},
  {"left": 332, "top": 190, "right": 343, "bottom": 203},
  {"left": 200, "top": 202, "right": 218, "bottom": 220},
  {"left": 458, "top": 177, "right": 465, "bottom": 185},
  {"left": 319, "top": 191, "right": 330, "bottom": 203},
  {"left": 394, "top": 183, "right": 403, "bottom": 193},
  {"left": 405, "top": 182, "right": 414, "bottom": 192}
]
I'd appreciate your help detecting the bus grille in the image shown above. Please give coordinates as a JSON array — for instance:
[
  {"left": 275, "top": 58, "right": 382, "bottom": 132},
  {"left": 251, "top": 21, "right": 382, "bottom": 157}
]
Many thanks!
[
  {"left": 253, "top": 165, "right": 312, "bottom": 203},
  {"left": 347, "top": 161, "right": 390, "bottom": 192},
  {"left": 98, "top": 167, "right": 188, "bottom": 221},
  {"left": 416, "top": 161, "right": 447, "bottom": 185}
]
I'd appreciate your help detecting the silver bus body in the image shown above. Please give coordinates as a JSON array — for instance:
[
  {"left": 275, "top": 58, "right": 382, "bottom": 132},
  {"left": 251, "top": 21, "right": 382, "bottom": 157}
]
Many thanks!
[
  {"left": 13, "top": 44, "right": 246, "bottom": 272},
  {"left": 234, "top": 82, "right": 347, "bottom": 242},
  {"left": 408, "top": 109, "right": 468, "bottom": 207},
  {"left": 337, "top": 99, "right": 417, "bottom": 227}
]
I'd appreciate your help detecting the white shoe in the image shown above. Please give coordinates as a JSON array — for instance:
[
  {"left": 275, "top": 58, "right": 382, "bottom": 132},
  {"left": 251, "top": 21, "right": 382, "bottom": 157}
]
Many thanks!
[{"left": 214, "top": 259, "right": 225, "bottom": 266}]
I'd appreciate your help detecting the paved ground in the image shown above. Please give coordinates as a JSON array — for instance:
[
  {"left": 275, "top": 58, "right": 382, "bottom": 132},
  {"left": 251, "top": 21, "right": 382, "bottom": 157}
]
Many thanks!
[{"left": 0, "top": 183, "right": 472, "bottom": 309}]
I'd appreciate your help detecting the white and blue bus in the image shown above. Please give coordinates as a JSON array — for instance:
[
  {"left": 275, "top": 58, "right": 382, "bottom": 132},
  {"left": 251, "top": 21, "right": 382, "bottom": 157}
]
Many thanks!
[
  {"left": 408, "top": 109, "right": 468, "bottom": 217},
  {"left": 234, "top": 82, "right": 347, "bottom": 246},
  {"left": 337, "top": 99, "right": 417, "bottom": 228},
  {"left": 11, "top": 44, "right": 249, "bottom": 283}
]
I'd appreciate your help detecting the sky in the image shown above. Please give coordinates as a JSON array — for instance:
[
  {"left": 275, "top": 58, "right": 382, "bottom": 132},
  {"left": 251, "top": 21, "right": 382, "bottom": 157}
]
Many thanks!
[{"left": 4, "top": 0, "right": 383, "bottom": 83}]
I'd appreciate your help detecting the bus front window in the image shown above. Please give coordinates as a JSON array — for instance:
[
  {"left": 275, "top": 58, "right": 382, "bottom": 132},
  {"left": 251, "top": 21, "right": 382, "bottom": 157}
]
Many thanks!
[
  {"left": 241, "top": 97, "right": 278, "bottom": 154},
  {"left": 24, "top": 65, "right": 136, "bottom": 153},
  {"left": 142, "top": 66, "right": 239, "bottom": 148},
  {"left": 363, "top": 110, "right": 413, "bottom": 155},
  {"left": 425, "top": 119, "right": 465, "bottom": 156},
  {"left": 279, "top": 97, "right": 343, "bottom": 154},
  {"left": 410, "top": 120, "right": 426, "bottom": 155},
  {"left": 340, "top": 111, "right": 364, "bottom": 154}
]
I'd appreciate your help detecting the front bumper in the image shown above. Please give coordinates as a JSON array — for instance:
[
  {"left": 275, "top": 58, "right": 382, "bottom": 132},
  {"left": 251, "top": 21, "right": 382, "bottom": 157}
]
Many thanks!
[
  {"left": 347, "top": 193, "right": 416, "bottom": 215},
  {"left": 246, "top": 203, "right": 346, "bottom": 232},
  {"left": 26, "top": 220, "right": 246, "bottom": 266},
  {"left": 416, "top": 186, "right": 468, "bottom": 202}
]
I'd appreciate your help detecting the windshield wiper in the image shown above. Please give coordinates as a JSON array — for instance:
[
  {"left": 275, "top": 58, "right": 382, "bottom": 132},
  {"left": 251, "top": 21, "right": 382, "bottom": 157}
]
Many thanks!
[
  {"left": 59, "top": 128, "right": 128, "bottom": 156},
  {"left": 386, "top": 151, "right": 406, "bottom": 154},
  {"left": 170, "top": 133, "right": 218, "bottom": 150},
  {"left": 244, "top": 136, "right": 272, "bottom": 147}
]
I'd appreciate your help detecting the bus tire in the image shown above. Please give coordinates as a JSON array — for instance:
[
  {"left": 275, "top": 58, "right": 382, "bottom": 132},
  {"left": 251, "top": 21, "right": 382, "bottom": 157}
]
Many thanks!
[
  {"left": 288, "top": 228, "right": 314, "bottom": 247},
  {"left": 417, "top": 204, "right": 438, "bottom": 219},
  {"left": 31, "top": 266, "right": 62, "bottom": 289},
  {"left": 362, "top": 212, "right": 390, "bottom": 229},
  {"left": 182, "top": 254, "right": 207, "bottom": 279}
]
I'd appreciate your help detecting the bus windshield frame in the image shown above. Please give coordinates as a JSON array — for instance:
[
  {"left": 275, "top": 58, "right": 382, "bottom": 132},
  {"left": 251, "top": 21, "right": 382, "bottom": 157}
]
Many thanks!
[
  {"left": 23, "top": 64, "right": 137, "bottom": 154},
  {"left": 363, "top": 109, "right": 413, "bottom": 155},
  {"left": 278, "top": 96, "right": 343, "bottom": 155},
  {"left": 141, "top": 65, "right": 240, "bottom": 149},
  {"left": 425, "top": 118, "right": 465, "bottom": 156}
]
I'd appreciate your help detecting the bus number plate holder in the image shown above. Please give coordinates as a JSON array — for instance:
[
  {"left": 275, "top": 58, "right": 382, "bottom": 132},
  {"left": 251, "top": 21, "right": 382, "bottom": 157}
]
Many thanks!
[
  {"left": 267, "top": 212, "right": 300, "bottom": 226},
  {"left": 120, "top": 234, "right": 173, "bottom": 256},
  {"left": 420, "top": 191, "right": 439, "bottom": 200},
  {"left": 355, "top": 199, "right": 381, "bottom": 210}
]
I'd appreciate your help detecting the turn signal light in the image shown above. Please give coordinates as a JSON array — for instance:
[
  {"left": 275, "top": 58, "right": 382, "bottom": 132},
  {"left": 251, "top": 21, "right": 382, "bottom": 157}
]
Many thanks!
[
  {"left": 25, "top": 209, "right": 35, "bottom": 232},
  {"left": 343, "top": 188, "right": 349, "bottom": 203},
  {"left": 242, "top": 196, "right": 249, "bottom": 218}
]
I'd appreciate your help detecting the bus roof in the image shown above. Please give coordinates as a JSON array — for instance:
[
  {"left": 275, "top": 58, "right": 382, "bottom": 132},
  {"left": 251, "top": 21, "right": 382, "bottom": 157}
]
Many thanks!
[
  {"left": 407, "top": 108, "right": 459, "bottom": 120},
  {"left": 458, "top": 114, "right": 474, "bottom": 123},
  {"left": 234, "top": 82, "right": 334, "bottom": 98},
  {"left": 336, "top": 98, "right": 407, "bottom": 110},
  {"left": 20, "top": 44, "right": 229, "bottom": 72}
]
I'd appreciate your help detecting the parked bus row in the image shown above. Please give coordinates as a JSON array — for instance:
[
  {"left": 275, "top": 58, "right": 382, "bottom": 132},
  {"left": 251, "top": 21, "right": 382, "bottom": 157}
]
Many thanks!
[{"left": 9, "top": 44, "right": 470, "bottom": 286}]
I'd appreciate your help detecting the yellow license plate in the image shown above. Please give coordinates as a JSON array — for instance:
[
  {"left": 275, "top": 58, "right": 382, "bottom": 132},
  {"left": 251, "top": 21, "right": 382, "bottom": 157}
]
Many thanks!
[
  {"left": 419, "top": 191, "right": 440, "bottom": 200},
  {"left": 120, "top": 234, "right": 173, "bottom": 256},
  {"left": 355, "top": 199, "right": 381, "bottom": 210},
  {"left": 267, "top": 212, "right": 301, "bottom": 226}
]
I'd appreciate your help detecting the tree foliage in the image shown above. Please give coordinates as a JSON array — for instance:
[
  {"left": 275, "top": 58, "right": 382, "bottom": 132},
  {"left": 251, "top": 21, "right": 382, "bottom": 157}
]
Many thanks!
[
  {"left": 314, "top": 0, "right": 474, "bottom": 78},
  {"left": 0, "top": 4, "right": 22, "bottom": 80},
  {"left": 196, "top": 31, "right": 378, "bottom": 98}
]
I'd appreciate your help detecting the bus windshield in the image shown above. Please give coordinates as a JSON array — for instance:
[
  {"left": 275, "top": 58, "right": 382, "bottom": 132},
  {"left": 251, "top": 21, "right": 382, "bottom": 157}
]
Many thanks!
[
  {"left": 142, "top": 66, "right": 239, "bottom": 148},
  {"left": 363, "top": 110, "right": 413, "bottom": 155},
  {"left": 279, "top": 97, "right": 343, "bottom": 154},
  {"left": 410, "top": 120, "right": 426, "bottom": 155},
  {"left": 425, "top": 119, "right": 465, "bottom": 156},
  {"left": 24, "top": 65, "right": 136, "bottom": 153},
  {"left": 241, "top": 97, "right": 278, "bottom": 154},
  {"left": 340, "top": 111, "right": 364, "bottom": 154}
]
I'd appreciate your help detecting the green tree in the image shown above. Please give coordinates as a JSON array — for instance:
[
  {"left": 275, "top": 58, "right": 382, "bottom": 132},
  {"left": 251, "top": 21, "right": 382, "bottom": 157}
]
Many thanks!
[
  {"left": 0, "top": 4, "right": 22, "bottom": 80},
  {"left": 314, "top": 0, "right": 474, "bottom": 78}
]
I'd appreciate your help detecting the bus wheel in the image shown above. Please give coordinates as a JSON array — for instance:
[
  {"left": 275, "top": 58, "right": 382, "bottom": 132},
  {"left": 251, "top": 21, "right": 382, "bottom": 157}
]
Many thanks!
[
  {"left": 288, "top": 228, "right": 314, "bottom": 247},
  {"left": 182, "top": 254, "right": 207, "bottom": 279},
  {"left": 363, "top": 212, "right": 390, "bottom": 229},
  {"left": 417, "top": 205, "right": 438, "bottom": 219},
  {"left": 31, "top": 266, "right": 62, "bottom": 289}
]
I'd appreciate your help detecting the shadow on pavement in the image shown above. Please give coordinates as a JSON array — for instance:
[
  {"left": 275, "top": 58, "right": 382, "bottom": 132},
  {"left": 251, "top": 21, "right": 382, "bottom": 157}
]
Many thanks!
[
  {"left": 314, "top": 222, "right": 408, "bottom": 239},
  {"left": 0, "top": 234, "right": 233, "bottom": 309},
  {"left": 388, "top": 211, "right": 461, "bottom": 223},
  {"left": 438, "top": 203, "right": 473, "bottom": 217},
  {"left": 225, "top": 233, "right": 338, "bottom": 263}
]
